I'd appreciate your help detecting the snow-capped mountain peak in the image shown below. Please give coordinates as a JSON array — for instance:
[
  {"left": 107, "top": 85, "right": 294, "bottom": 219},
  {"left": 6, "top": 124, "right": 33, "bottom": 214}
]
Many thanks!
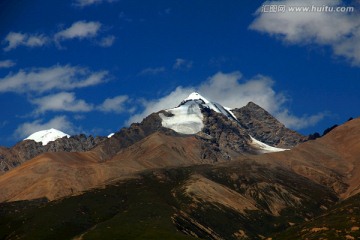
[
  {"left": 183, "top": 92, "right": 211, "bottom": 104},
  {"left": 181, "top": 92, "right": 237, "bottom": 120},
  {"left": 24, "top": 128, "right": 70, "bottom": 146},
  {"left": 159, "top": 92, "right": 238, "bottom": 135}
]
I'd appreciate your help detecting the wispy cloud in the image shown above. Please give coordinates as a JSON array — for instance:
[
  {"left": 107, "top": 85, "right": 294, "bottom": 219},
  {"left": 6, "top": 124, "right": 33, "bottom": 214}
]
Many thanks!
[
  {"left": 2, "top": 20, "right": 112, "bottom": 51},
  {"left": 250, "top": 0, "right": 360, "bottom": 66},
  {"left": 0, "top": 64, "right": 108, "bottom": 94},
  {"left": 30, "top": 92, "right": 132, "bottom": 115},
  {"left": 14, "top": 116, "right": 76, "bottom": 138},
  {"left": 97, "top": 95, "right": 130, "bottom": 113},
  {"left": 55, "top": 21, "right": 102, "bottom": 42},
  {"left": 127, "top": 71, "right": 325, "bottom": 130},
  {"left": 98, "top": 35, "right": 116, "bottom": 47},
  {"left": 73, "top": 0, "right": 116, "bottom": 8},
  {"left": 138, "top": 67, "right": 166, "bottom": 76},
  {"left": 31, "top": 92, "right": 93, "bottom": 114},
  {"left": 3, "top": 32, "right": 49, "bottom": 51},
  {"left": 173, "top": 58, "right": 193, "bottom": 70},
  {"left": 276, "top": 110, "right": 328, "bottom": 130},
  {"left": 0, "top": 60, "right": 16, "bottom": 68}
]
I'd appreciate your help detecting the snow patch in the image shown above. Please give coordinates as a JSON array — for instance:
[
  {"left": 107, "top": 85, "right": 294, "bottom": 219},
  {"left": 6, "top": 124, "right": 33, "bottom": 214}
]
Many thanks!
[
  {"left": 108, "top": 133, "right": 114, "bottom": 138},
  {"left": 24, "top": 128, "right": 70, "bottom": 146},
  {"left": 182, "top": 92, "right": 237, "bottom": 121},
  {"left": 249, "top": 136, "right": 289, "bottom": 153},
  {"left": 183, "top": 92, "right": 211, "bottom": 103},
  {"left": 159, "top": 102, "right": 204, "bottom": 134}
]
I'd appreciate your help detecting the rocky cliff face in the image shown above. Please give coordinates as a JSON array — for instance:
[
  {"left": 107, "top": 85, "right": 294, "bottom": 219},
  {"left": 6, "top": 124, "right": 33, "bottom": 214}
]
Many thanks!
[
  {"left": 199, "top": 107, "right": 252, "bottom": 158},
  {"left": 232, "top": 102, "right": 307, "bottom": 148}
]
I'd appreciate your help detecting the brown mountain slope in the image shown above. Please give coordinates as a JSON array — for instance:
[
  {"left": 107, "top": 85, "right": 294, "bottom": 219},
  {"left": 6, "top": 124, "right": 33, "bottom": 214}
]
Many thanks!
[
  {"left": 0, "top": 151, "right": 112, "bottom": 202},
  {"left": 250, "top": 117, "right": 360, "bottom": 199},
  {"left": 107, "top": 132, "right": 215, "bottom": 169},
  {"left": 0, "top": 132, "right": 215, "bottom": 202},
  {"left": 320, "top": 118, "right": 360, "bottom": 198}
]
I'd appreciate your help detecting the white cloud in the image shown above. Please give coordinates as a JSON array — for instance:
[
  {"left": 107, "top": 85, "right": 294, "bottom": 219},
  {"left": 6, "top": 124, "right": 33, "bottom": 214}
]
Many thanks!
[
  {"left": 0, "top": 64, "right": 108, "bottom": 94},
  {"left": 276, "top": 110, "right": 327, "bottom": 130},
  {"left": 55, "top": 21, "right": 102, "bottom": 42},
  {"left": 127, "top": 71, "right": 325, "bottom": 130},
  {"left": 250, "top": 0, "right": 360, "bottom": 66},
  {"left": 198, "top": 72, "right": 286, "bottom": 113},
  {"left": 31, "top": 92, "right": 93, "bottom": 114},
  {"left": 138, "top": 67, "right": 166, "bottom": 75},
  {"left": 98, "top": 95, "right": 129, "bottom": 113},
  {"left": 127, "top": 87, "right": 193, "bottom": 124},
  {"left": 2, "top": 20, "right": 111, "bottom": 50},
  {"left": 98, "top": 35, "right": 116, "bottom": 47},
  {"left": 3, "top": 32, "right": 49, "bottom": 51},
  {"left": 15, "top": 116, "right": 76, "bottom": 138},
  {"left": 73, "top": 0, "right": 116, "bottom": 7},
  {"left": 0, "top": 60, "right": 16, "bottom": 68},
  {"left": 173, "top": 58, "right": 193, "bottom": 70}
]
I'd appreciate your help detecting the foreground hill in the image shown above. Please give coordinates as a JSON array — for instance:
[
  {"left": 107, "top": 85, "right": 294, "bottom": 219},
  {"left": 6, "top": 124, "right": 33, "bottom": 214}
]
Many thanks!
[{"left": 0, "top": 162, "right": 337, "bottom": 240}]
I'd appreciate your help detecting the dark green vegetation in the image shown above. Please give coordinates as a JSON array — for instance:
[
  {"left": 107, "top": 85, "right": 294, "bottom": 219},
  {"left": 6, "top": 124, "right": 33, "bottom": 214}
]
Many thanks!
[
  {"left": 274, "top": 192, "right": 360, "bottom": 239},
  {"left": 0, "top": 169, "right": 195, "bottom": 240},
  {"left": 0, "top": 161, "right": 342, "bottom": 240}
]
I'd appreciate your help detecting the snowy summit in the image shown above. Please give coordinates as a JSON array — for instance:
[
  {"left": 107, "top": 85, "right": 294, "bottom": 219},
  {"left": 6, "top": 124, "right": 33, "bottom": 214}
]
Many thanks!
[
  {"left": 24, "top": 128, "right": 70, "bottom": 146},
  {"left": 159, "top": 92, "right": 237, "bottom": 135},
  {"left": 182, "top": 92, "right": 238, "bottom": 120}
]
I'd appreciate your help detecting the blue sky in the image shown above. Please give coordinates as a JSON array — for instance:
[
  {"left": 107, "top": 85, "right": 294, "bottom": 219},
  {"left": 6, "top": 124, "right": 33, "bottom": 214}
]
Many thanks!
[{"left": 0, "top": 0, "right": 359, "bottom": 146}]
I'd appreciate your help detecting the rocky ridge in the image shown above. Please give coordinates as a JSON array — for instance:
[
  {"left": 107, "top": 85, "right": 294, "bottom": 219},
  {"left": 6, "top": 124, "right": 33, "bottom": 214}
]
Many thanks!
[{"left": 0, "top": 134, "right": 105, "bottom": 173}]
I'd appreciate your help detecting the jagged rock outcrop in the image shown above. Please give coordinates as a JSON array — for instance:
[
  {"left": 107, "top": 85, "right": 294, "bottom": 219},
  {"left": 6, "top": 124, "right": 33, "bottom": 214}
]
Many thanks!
[
  {"left": 199, "top": 107, "right": 253, "bottom": 159},
  {"left": 232, "top": 102, "right": 307, "bottom": 148}
]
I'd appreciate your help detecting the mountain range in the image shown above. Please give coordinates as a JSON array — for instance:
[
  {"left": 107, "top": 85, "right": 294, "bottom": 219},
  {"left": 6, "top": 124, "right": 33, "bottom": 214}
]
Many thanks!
[{"left": 0, "top": 92, "right": 359, "bottom": 239}]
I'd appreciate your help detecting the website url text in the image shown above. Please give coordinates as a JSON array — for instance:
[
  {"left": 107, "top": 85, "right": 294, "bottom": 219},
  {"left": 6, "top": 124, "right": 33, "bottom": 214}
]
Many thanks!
[{"left": 261, "top": 5, "right": 355, "bottom": 13}]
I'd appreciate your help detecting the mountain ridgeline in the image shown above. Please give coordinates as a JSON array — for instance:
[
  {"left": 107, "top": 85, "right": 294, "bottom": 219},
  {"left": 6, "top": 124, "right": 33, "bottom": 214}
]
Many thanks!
[
  {"left": 0, "top": 92, "right": 305, "bottom": 174},
  {"left": 0, "top": 92, "right": 359, "bottom": 239}
]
